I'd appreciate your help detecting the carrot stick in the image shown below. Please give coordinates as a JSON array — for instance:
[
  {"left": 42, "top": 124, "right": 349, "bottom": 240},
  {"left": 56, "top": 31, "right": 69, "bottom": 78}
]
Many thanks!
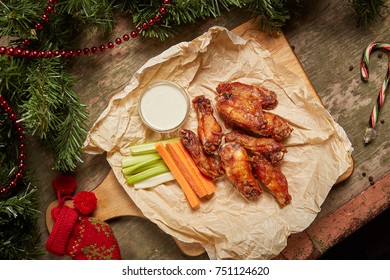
[
  {"left": 155, "top": 142, "right": 201, "bottom": 210},
  {"left": 175, "top": 141, "right": 216, "bottom": 196},
  {"left": 166, "top": 142, "right": 208, "bottom": 198}
]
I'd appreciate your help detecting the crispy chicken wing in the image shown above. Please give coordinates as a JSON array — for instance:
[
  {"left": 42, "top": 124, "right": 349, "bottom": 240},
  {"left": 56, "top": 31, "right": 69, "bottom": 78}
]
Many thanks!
[
  {"left": 192, "top": 95, "right": 223, "bottom": 154},
  {"left": 179, "top": 129, "right": 222, "bottom": 179},
  {"left": 216, "top": 90, "right": 266, "bottom": 133},
  {"left": 219, "top": 142, "right": 263, "bottom": 199},
  {"left": 250, "top": 155, "right": 291, "bottom": 207},
  {"left": 254, "top": 112, "right": 292, "bottom": 141},
  {"left": 216, "top": 82, "right": 278, "bottom": 110},
  {"left": 225, "top": 130, "right": 286, "bottom": 164}
]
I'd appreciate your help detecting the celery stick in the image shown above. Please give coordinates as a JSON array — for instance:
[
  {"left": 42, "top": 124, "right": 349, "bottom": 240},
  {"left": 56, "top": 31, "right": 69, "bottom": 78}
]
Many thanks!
[
  {"left": 133, "top": 172, "right": 175, "bottom": 189},
  {"left": 126, "top": 163, "right": 170, "bottom": 185},
  {"left": 130, "top": 137, "right": 180, "bottom": 155},
  {"left": 123, "top": 159, "right": 165, "bottom": 176},
  {"left": 121, "top": 153, "right": 160, "bottom": 168}
]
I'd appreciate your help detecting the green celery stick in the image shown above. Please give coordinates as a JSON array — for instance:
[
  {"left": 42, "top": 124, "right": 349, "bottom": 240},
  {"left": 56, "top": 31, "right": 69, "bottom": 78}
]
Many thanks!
[
  {"left": 126, "top": 163, "right": 170, "bottom": 185},
  {"left": 123, "top": 159, "right": 165, "bottom": 176},
  {"left": 130, "top": 137, "right": 180, "bottom": 155},
  {"left": 121, "top": 153, "right": 161, "bottom": 168}
]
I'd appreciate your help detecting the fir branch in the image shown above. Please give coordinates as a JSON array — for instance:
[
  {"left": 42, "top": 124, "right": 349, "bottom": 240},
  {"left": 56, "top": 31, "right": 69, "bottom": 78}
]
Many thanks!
[
  {"left": 247, "top": 0, "right": 302, "bottom": 34},
  {"left": 0, "top": 0, "right": 42, "bottom": 39},
  {"left": 20, "top": 59, "right": 88, "bottom": 171},
  {"left": 349, "top": 0, "right": 385, "bottom": 27},
  {"left": 0, "top": 185, "right": 44, "bottom": 260}
]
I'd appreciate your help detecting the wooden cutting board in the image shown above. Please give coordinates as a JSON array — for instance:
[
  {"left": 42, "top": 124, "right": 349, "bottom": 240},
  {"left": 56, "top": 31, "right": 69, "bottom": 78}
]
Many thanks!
[{"left": 46, "top": 19, "right": 354, "bottom": 257}]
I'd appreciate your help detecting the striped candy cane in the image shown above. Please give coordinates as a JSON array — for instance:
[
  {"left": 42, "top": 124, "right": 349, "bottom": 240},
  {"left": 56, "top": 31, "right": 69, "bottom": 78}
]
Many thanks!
[{"left": 360, "top": 42, "right": 390, "bottom": 144}]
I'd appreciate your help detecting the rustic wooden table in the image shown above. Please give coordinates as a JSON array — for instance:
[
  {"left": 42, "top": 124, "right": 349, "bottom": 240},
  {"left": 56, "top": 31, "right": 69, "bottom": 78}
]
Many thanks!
[{"left": 34, "top": 1, "right": 390, "bottom": 259}]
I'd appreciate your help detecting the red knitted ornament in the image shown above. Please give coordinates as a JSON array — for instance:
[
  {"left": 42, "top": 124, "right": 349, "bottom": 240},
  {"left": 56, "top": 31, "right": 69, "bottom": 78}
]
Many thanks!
[
  {"left": 73, "top": 191, "right": 97, "bottom": 215},
  {"left": 52, "top": 175, "right": 77, "bottom": 196},
  {"left": 46, "top": 205, "right": 121, "bottom": 260}
]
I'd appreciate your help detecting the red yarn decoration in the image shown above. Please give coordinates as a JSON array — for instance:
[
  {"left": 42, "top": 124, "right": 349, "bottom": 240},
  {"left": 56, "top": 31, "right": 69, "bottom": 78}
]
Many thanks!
[
  {"left": 52, "top": 175, "right": 77, "bottom": 196},
  {"left": 73, "top": 191, "right": 97, "bottom": 215}
]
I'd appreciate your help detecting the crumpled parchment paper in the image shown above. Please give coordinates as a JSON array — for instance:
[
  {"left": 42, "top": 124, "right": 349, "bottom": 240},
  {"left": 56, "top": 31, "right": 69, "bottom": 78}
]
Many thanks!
[{"left": 84, "top": 26, "right": 354, "bottom": 259}]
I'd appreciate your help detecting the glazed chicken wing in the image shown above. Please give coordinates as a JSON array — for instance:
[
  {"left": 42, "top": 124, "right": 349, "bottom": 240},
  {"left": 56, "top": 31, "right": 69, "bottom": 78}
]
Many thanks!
[
  {"left": 219, "top": 142, "right": 263, "bottom": 199},
  {"left": 254, "top": 112, "right": 292, "bottom": 141},
  {"left": 225, "top": 130, "right": 286, "bottom": 164},
  {"left": 192, "top": 95, "right": 223, "bottom": 154},
  {"left": 179, "top": 129, "right": 222, "bottom": 179},
  {"left": 216, "top": 82, "right": 278, "bottom": 110},
  {"left": 250, "top": 155, "right": 291, "bottom": 207},
  {"left": 216, "top": 90, "right": 266, "bottom": 133}
]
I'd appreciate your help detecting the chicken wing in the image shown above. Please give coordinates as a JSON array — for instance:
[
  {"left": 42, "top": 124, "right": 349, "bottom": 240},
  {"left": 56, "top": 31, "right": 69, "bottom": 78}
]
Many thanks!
[
  {"left": 179, "top": 129, "right": 222, "bottom": 179},
  {"left": 254, "top": 112, "right": 292, "bottom": 141},
  {"left": 250, "top": 155, "right": 291, "bottom": 207},
  {"left": 216, "top": 82, "right": 278, "bottom": 110},
  {"left": 219, "top": 142, "right": 263, "bottom": 199},
  {"left": 216, "top": 90, "right": 266, "bottom": 133},
  {"left": 192, "top": 95, "right": 223, "bottom": 154},
  {"left": 225, "top": 130, "right": 286, "bottom": 164}
]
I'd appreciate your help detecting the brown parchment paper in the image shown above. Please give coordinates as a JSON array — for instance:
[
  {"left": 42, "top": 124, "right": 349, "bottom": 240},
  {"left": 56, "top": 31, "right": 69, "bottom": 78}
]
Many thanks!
[{"left": 83, "top": 27, "right": 353, "bottom": 259}]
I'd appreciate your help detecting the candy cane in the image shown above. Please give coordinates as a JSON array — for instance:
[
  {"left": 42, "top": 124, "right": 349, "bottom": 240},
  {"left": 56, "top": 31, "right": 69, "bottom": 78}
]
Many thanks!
[{"left": 360, "top": 42, "right": 390, "bottom": 144}]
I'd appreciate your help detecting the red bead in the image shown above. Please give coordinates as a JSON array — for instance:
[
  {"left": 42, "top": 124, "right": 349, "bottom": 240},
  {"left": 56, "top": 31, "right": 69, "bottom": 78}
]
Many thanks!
[
  {"left": 141, "top": 22, "right": 148, "bottom": 30},
  {"left": 148, "top": 19, "right": 155, "bottom": 26},
  {"left": 1, "top": 100, "right": 8, "bottom": 107},
  {"left": 9, "top": 113, "right": 16, "bottom": 121},
  {"left": 130, "top": 31, "right": 137, "bottom": 38},
  {"left": 7, "top": 48, "right": 14, "bottom": 55},
  {"left": 107, "top": 42, "right": 114, "bottom": 49},
  {"left": 39, "top": 51, "right": 45, "bottom": 57},
  {"left": 5, "top": 106, "right": 12, "bottom": 114},
  {"left": 15, "top": 48, "right": 23, "bottom": 56},
  {"left": 154, "top": 15, "right": 162, "bottom": 22},
  {"left": 46, "top": 50, "right": 53, "bottom": 57},
  {"left": 19, "top": 152, "right": 26, "bottom": 160},
  {"left": 19, "top": 143, "right": 26, "bottom": 150},
  {"left": 18, "top": 135, "right": 25, "bottom": 142},
  {"left": 42, "top": 13, "right": 49, "bottom": 22},
  {"left": 54, "top": 50, "right": 60, "bottom": 56},
  {"left": 0, "top": 187, "right": 9, "bottom": 196},
  {"left": 9, "top": 181, "right": 17, "bottom": 188},
  {"left": 76, "top": 49, "right": 83, "bottom": 56},
  {"left": 22, "top": 39, "right": 31, "bottom": 46},
  {"left": 115, "top": 38, "right": 122, "bottom": 45},
  {"left": 46, "top": 5, "right": 54, "bottom": 13},
  {"left": 35, "top": 22, "right": 43, "bottom": 30},
  {"left": 99, "top": 45, "right": 106, "bottom": 52},
  {"left": 68, "top": 50, "right": 75, "bottom": 57},
  {"left": 163, "top": 0, "right": 170, "bottom": 4},
  {"left": 0, "top": 46, "right": 6, "bottom": 54},
  {"left": 159, "top": 7, "right": 167, "bottom": 15},
  {"left": 123, "top": 34, "right": 130, "bottom": 41},
  {"left": 136, "top": 27, "right": 142, "bottom": 33},
  {"left": 91, "top": 46, "right": 98, "bottom": 53},
  {"left": 17, "top": 127, "right": 23, "bottom": 134},
  {"left": 16, "top": 172, "right": 23, "bottom": 180},
  {"left": 18, "top": 162, "right": 26, "bottom": 170},
  {"left": 49, "top": 0, "right": 57, "bottom": 4},
  {"left": 23, "top": 50, "right": 31, "bottom": 57},
  {"left": 83, "top": 48, "right": 91, "bottom": 55}
]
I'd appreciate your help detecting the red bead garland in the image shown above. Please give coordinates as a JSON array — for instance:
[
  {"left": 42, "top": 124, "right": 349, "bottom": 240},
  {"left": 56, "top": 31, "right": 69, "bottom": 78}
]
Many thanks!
[
  {"left": 0, "top": 95, "right": 26, "bottom": 197},
  {"left": 0, "top": 0, "right": 171, "bottom": 59}
]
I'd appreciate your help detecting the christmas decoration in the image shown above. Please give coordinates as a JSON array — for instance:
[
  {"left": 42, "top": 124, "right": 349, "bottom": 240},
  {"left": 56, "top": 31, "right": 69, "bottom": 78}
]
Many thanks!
[
  {"left": 361, "top": 42, "right": 390, "bottom": 143},
  {"left": 46, "top": 175, "right": 121, "bottom": 260}
]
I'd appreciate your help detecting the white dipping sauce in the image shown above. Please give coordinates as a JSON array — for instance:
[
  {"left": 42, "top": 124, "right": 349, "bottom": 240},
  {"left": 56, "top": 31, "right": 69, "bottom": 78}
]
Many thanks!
[{"left": 139, "top": 81, "right": 189, "bottom": 132}]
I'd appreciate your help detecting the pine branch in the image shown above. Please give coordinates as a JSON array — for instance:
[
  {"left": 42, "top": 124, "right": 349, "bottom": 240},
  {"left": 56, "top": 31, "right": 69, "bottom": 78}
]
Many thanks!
[
  {"left": 20, "top": 59, "right": 88, "bottom": 171},
  {"left": 0, "top": 185, "right": 44, "bottom": 260},
  {"left": 349, "top": 0, "right": 385, "bottom": 27}
]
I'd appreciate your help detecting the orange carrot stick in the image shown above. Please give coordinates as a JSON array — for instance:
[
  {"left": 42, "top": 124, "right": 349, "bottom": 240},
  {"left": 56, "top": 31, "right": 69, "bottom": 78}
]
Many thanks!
[
  {"left": 155, "top": 142, "right": 200, "bottom": 209},
  {"left": 175, "top": 141, "right": 216, "bottom": 195},
  {"left": 166, "top": 142, "right": 208, "bottom": 198}
]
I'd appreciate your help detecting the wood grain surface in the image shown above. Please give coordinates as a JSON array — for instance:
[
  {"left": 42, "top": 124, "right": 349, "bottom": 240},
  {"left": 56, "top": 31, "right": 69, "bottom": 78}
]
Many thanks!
[{"left": 33, "top": 1, "right": 390, "bottom": 259}]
